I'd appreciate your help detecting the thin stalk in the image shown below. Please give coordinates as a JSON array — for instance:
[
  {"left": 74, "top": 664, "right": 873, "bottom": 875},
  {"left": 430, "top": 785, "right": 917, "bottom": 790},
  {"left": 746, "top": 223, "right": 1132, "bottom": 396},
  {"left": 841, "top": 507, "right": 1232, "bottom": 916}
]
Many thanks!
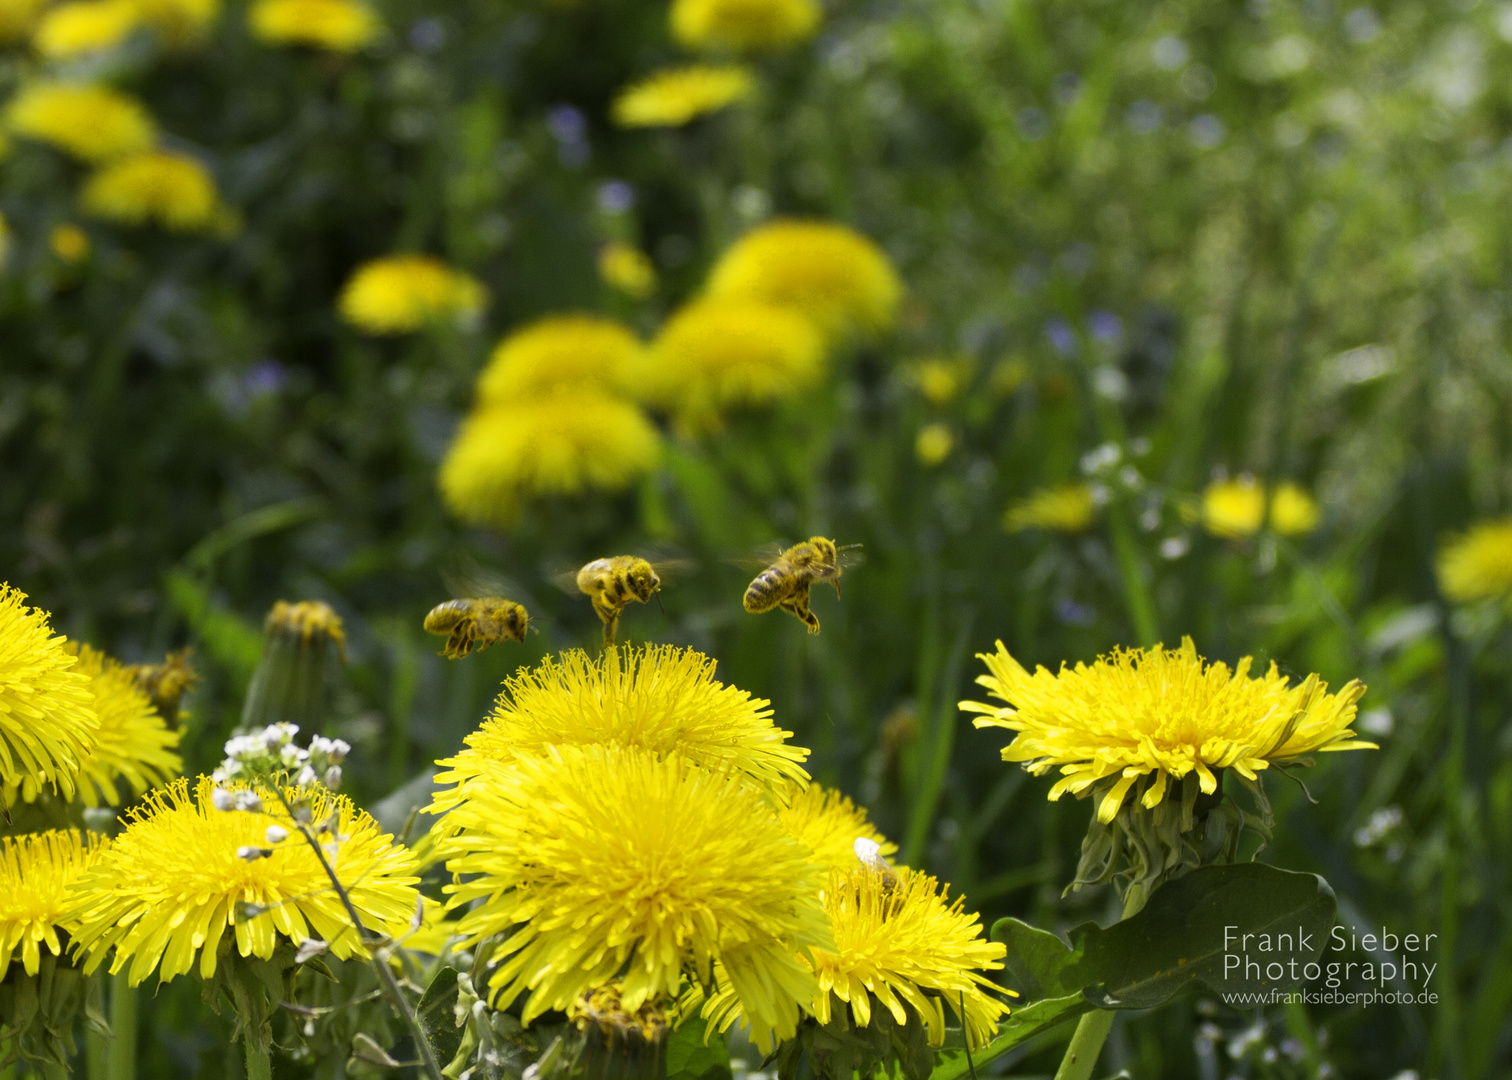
[
  {"left": 109, "top": 970, "right": 136, "bottom": 1080},
  {"left": 1052, "top": 884, "right": 1149, "bottom": 1080},
  {"left": 244, "top": 1038, "right": 273, "bottom": 1080},
  {"left": 275, "top": 789, "right": 445, "bottom": 1080},
  {"left": 1104, "top": 498, "right": 1160, "bottom": 647},
  {"left": 85, "top": 971, "right": 109, "bottom": 1080},
  {"left": 903, "top": 612, "right": 975, "bottom": 866}
]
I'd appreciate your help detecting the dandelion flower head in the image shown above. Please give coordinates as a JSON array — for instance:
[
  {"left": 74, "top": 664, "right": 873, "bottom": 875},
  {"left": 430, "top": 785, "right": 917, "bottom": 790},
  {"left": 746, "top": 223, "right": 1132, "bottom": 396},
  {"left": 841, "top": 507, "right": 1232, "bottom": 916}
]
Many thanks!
[
  {"left": 438, "top": 395, "right": 659, "bottom": 527},
  {"left": 1005, "top": 484, "right": 1098, "bottom": 534},
  {"left": 706, "top": 220, "right": 902, "bottom": 340},
  {"left": 915, "top": 423, "right": 953, "bottom": 466},
  {"left": 1200, "top": 477, "right": 1319, "bottom": 539},
  {"left": 633, "top": 299, "right": 825, "bottom": 431},
  {"left": 913, "top": 356, "right": 972, "bottom": 406},
  {"left": 70, "top": 776, "right": 418, "bottom": 985},
  {"left": 476, "top": 314, "right": 643, "bottom": 406},
  {"left": 248, "top": 0, "right": 378, "bottom": 51},
  {"left": 1438, "top": 518, "right": 1512, "bottom": 603},
  {"left": 777, "top": 783, "right": 893, "bottom": 872},
  {"left": 338, "top": 254, "right": 486, "bottom": 335},
  {"left": 81, "top": 149, "right": 221, "bottom": 232},
  {"left": 0, "top": 584, "right": 97, "bottom": 800},
  {"left": 670, "top": 0, "right": 820, "bottom": 53},
  {"left": 612, "top": 65, "right": 754, "bottom": 128},
  {"left": 7, "top": 82, "right": 155, "bottom": 163},
  {"left": 0, "top": 0, "right": 45, "bottom": 42},
  {"left": 0, "top": 830, "right": 106, "bottom": 979},
  {"left": 962, "top": 638, "right": 1373, "bottom": 823},
  {"left": 439, "top": 744, "right": 830, "bottom": 1040},
  {"left": 33, "top": 0, "right": 140, "bottom": 59},
  {"left": 50, "top": 223, "right": 90, "bottom": 262},
  {"left": 599, "top": 241, "right": 656, "bottom": 298}
]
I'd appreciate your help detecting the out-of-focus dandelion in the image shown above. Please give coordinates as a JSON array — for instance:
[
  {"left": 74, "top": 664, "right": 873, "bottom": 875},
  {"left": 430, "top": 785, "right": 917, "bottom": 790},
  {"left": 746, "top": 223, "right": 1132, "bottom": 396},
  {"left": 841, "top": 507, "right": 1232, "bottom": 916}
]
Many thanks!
[
  {"left": 1199, "top": 477, "right": 1319, "bottom": 538},
  {"left": 338, "top": 254, "right": 486, "bottom": 335},
  {"left": 438, "top": 744, "right": 830, "bottom": 1042},
  {"left": 598, "top": 241, "right": 656, "bottom": 298},
  {"left": 1005, "top": 483, "right": 1098, "bottom": 533},
  {"left": 670, "top": 0, "right": 820, "bottom": 53},
  {"left": 0, "top": 0, "right": 45, "bottom": 41},
  {"left": 70, "top": 776, "right": 418, "bottom": 985},
  {"left": 7, "top": 82, "right": 156, "bottom": 163},
  {"left": 81, "top": 149, "right": 222, "bottom": 232},
  {"left": 1438, "top": 518, "right": 1512, "bottom": 602},
  {"left": 776, "top": 783, "right": 894, "bottom": 871},
  {"left": 706, "top": 219, "right": 902, "bottom": 340},
  {"left": 0, "top": 585, "right": 98, "bottom": 800},
  {"left": 632, "top": 298, "right": 825, "bottom": 431},
  {"left": 612, "top": 65, "right": 754, "bottom": 128},
  {"left": 915, "top": 422, "right": 953, "bottom": 466},
  {"left": 33, "top": 0, "right": 139, "bottom": 58},
  {"left": 247, "top": 0, "right": 378, "bottom": 51},
  {"left": 134, "top": 0, "right": 219, "bottom": 43},
  {"left": 438, "top": 395, "right": 660, "bottom": 527},
  {"left": 913, "top": 356, "right": 972, "bottom": 406},
  {"left": 49, "top": 223, "right": 90, "bottom": 263},
  {"left": 476, "top": 314, "right": 643, "bottom": 405},
  {"left": 0, "top": 830, "right": 105, "bottom": 979}
]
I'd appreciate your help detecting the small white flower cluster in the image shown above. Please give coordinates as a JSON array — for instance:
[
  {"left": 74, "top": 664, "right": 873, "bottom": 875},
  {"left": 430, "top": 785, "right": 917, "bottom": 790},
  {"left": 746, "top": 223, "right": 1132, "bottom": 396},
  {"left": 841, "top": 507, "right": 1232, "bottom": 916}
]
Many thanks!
[{"left": 212, "top": 723, "right": 350, "bottom": 791}]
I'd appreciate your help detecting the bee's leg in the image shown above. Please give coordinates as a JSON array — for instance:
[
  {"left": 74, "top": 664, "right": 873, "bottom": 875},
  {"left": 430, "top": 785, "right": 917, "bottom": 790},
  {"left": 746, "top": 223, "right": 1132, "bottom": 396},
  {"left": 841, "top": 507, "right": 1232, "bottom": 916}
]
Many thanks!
[
  {"left": 446, "top": 628, "right": 470, "bottom": 658},
  {"left": 780, "top": 593, "right": 821, "bottom": 635},
  {"left": 591, "top": 596, "right": 618, "bottom": 629},
  {"left": 602, "top": 611, "right": 620, "bottom": 647},
  {"left": 831, "top": 577, "right": 842, "bottom": 599}
]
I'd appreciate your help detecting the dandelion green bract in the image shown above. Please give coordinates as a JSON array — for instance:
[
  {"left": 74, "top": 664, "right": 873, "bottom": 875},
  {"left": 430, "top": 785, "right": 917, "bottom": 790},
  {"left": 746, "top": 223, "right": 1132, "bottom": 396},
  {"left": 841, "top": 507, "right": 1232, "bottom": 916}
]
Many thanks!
[
  {"left": 0, "top": 585, "right": 97, "bottom": 801},
  {"left": 70, "top": 776, "right": 418, "bottom": 986},
  {"left": 0, "top": 829, "right": 104, "bottom": 979},
  {"left": 962, "top": 637, "right": 1374, "bottom": 824}
]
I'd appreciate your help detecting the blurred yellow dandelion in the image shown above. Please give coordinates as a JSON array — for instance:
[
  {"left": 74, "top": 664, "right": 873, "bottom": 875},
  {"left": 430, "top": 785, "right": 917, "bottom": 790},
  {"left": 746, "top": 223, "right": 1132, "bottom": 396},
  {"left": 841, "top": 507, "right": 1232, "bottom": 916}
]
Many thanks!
[
  {"left": 1199, "top": 477, "right": 1319, "bottom": 539},
  {"left": 1438, "top": 518, "right": 1512, "bottom": 602},
  {"left": 248, "top": 0, "right": 378, "bottom": 51},
  {"left": 34, "top": 0, "right": 140, "bottom": 59},
  {"left": 7, "top": 82, "right": 156, "bottom": 163},
  {"left": 612, "top": 65, "right": 754, "bottom": 128},
  {"left": 0, "top": 0, "right": 46, "bottom": 42},
  {"left": 633, "top": 299, "right": 825, "bottom": 430},
  {"left": 476, "top": 314, "right": 643, "bottom": 405},
  {"left": 134, "top": 0, "right": 219, "bottom": 43},
  {"left": 776, "top": 783, "right": 894, "bottom": 872},
  {"left": 707, "top": 219, "right": 902, "bottom": 340},
  {"left": 71, "top": 776, "right": 419, "bottom": 985},
  {"left": 438, "top": 395, "right": 659, "bottom": 527},
  {"left": 913, "top": 357, "right": 971, "bottom": 406},
  {"left": 670, "top": 0, "right": 820, "bottom": 53},
  {"left": 439, "top": 744, "right": 830, "bottom": 1041},
  {"left": 338, "top": 255, "right": 486, "bottom": 335},
  {"left": 599, "top": 241, "right": 656, "bottom": 298},
  {"left": 81, "top": 149, "right": 221, "bottom": 232},
  {"left": 961, "top": 637, "right": 1373, "bottom": 824},
  {"left": 1005, "top": 483, "right": 1097, "bottom": 533},
  {"left": 915, "top": 423, "right": 953, "bottom": 466},
  {"left": 0, "top": 584, "right": 98, "bottom": 800},
  {"left": 50, "top": 223, "right": 90, "bottom": 262},
  {"left": 0, "top": 830, "right": 106, "bottom": 979}
]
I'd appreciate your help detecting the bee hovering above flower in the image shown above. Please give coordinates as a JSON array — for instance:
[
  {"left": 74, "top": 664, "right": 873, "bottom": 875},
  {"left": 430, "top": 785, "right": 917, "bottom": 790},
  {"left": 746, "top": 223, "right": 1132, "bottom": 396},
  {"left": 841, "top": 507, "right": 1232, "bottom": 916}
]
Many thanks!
[
  {"left": 740, "top": 536, "right": 860, "bottom": 635},
  {"left": 559, "top": 553, "right": 691, "bottom": 646},
  {"left": 425, "top": 558, "right": 534, "bottom": 659}
]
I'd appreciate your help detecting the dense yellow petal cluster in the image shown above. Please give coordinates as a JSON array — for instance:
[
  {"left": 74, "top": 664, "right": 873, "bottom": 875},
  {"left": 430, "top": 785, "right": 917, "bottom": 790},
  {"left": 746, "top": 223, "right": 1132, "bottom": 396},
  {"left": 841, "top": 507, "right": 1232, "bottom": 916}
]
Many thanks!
[
  {"left": 0, "top": 830, "right": 106, "bottom": 979},
  {"left": 809, "top": 868, "right": 1007, "bottom": 1049},
  {"left": 7, "top": 82, "right": 156, "bottom": 163},
  {"left": 1438, "top": 518, "right": 1512, "bottom": 602},
  {"left": 434, "top": 646, "right": 809, "bottom": 817},
  {"left": 0, "top": 0, "right": 45, "bottom": 42},
  {"left": 248, "top": 0, "right": 378, "bottom": 51},
  {"left": 962, "top": 637, "right": 1373, "bottom": 823},
  {"left": 633, "top": 299, "right": 825, "bottom": 430},
  {"left": 81, "top": 149, "right": 221, "bottom": 231},
  {"left": 599, "top": 241, "right": 656, "bottom": 298},
  {"left": 476, "top": 314, "right": 643, "bottom": 405},
  {"left": 0, "top": 585, "right": 98, "bottom": 800},
  {"left": 1005, "top": 484, "right": 1097, "bottom": 533},
  {"left": 34, "top": 0, "right": 138, "bottom": 58},
  {"left": 777, "top": 784, "right": 893, "bottom": 872},
  {"left": 439, "top": 395, "right": 659, "bottom": 526},
  {"left": 70, "top": 776, "right": 419, "bottom": 985},
  {"left": 612, "top": 65, "right": 754, "bottom": 128},
  {"left": 1200, "top": 477, "right": 1319, "bottom": 538},
  {"left": 670, "top": 0, "right": 820, "bottom": 53},
  {"left": 438, "top": 744, "right": 831, "bottom": 1040},
  {"left": 338, "top": 255, "right": 486, "bottom": 335},
  {"left": 50, "top": 223, "right": 90, "bottom": 262},
  {"left": 707, "top": 220, "right": 901, "bottom": 340}
]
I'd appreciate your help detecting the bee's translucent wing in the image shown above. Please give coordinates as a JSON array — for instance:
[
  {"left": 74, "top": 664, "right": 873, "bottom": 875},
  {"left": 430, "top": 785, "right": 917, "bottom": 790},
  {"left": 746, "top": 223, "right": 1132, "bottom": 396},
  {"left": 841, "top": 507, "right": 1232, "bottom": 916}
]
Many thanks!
[
  {"left": 724, "top": 542, "right": 790, "bottom": 571},
  {"left": 441, "top": 552, "right": 529, "bottom": 602},
  {"left": 835, "top": 544, "right": 866, "bottom": 571},
  {"left": 545, "top": 558, "right": 588, "bottom": 595}
]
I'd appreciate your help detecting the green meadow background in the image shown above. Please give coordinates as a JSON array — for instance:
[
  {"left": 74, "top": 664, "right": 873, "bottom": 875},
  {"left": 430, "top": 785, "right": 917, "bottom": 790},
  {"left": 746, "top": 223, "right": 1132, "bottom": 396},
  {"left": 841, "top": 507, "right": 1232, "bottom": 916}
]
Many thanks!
[{"left": 3, "top": 0, "right": 1510, "bottom": 1076}]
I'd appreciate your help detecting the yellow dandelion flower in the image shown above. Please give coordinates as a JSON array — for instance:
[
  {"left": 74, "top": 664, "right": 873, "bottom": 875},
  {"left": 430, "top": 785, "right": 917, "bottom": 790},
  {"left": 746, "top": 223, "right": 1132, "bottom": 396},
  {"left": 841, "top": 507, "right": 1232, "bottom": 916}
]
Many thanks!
[
  {"left": 476, "top": 314, "right": 643, "bottom": 406},
  {"left": 1438, "top": 518, "right": 1512, "bottom": 603},
  {"left": 433, "top": 646, "right": 809, "bottom": 822},
  {"left": 0, "top": 585, "right": 97, "bottom": 800},
  {"left": 50, "top": 223, "right": 90, "bottom": 262},
  {"left": 809, "top": 868, "right": 1008, "bottom": 1049},
  {"left": 1199, "top": 477, "right": 1319, "bottom": 539},
  {"left": 33, "top": 0, "right": 140, "bottom": 59},
  {"left": 670, "top": 0, "right": 820, "bottom": 53},
  {"left": 439, "top": 744, "right": 830, "bottom": 1041},
  {"left": 1005, "top": 483, "right": 1098, "bottom": 534},
  {"left": 134, "top": 0, "right": 219, "bottom": 43},
  {"left": 81, "top": 149, "right": 221, "bottom": 232},
  {"left": 915, "top": 423, "right": 953, "bottom": 466},
  {"left": 0, "top": 0, "right": 45, "bottom": 42},
  {"left": 7, "top": 82, "right": 155, "bottom": 163},
  {"left": 1270, "top": 482, "right": 1320, "bottom": 535},
  {"left": 961, "top": 637, "right": 1373, "bottom": 824},
  {"left": 706, "top": 220, "right": 902, "bottom": 340},
  {"left": 0, "top": 830, "right": 106, "bottom": 979},
  {"left": 71, "top": 776, "right": 418, "bottom": 986},
  {"left": 632, "top": 299, "right": 826, "bottom": 430},
  {"left": 248, "top": 0, "right": 378, "bottom": 51},
  {"left": 612, "top": 64, "right": 754, "bottom": 128},
  {"left": 438, "top": 395, "right": 660, "bottom": 527},
  {"left": 776, "top": 784, "right": 893, "bottom": 872},
  {"left": 913, "top": 356, "right": 972, "bottom": 406},
  {"left": 338, "top": 254, "right": 486, "bottom": 335},
  {"left": 599, "top": 241, "right": 656, "bottom": 298}
]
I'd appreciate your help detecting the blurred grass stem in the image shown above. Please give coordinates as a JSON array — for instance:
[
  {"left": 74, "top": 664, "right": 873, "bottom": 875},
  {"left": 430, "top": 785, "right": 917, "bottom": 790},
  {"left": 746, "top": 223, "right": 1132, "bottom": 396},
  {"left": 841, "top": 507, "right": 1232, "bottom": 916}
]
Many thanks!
[{"left": 1052, "top": 883, "right": 1148, "bottom": 1080}]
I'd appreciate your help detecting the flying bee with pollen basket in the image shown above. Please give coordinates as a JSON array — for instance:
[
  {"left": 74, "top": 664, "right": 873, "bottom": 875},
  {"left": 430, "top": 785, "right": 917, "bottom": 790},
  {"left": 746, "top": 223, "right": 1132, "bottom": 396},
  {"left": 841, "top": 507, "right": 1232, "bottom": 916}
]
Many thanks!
[{"left": 740, "top": 536, "right": 862, "bottom": 635}]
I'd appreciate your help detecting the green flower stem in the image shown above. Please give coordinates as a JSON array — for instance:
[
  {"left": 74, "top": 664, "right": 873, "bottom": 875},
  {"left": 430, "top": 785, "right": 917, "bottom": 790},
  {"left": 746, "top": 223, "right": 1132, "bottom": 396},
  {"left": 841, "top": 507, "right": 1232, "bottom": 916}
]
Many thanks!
[
  {"left": 244, "top": 1038, "right": 273, "bottom": 1080},
  {"left": 1105, "top": 497, "right": 1160, "bottom": 648},
  {"left": 1052, "top": 883, "right": 1150, "bottom": 1080},
  {"left": 109, "top": 970, "right": 136, "bottom": 1080}
]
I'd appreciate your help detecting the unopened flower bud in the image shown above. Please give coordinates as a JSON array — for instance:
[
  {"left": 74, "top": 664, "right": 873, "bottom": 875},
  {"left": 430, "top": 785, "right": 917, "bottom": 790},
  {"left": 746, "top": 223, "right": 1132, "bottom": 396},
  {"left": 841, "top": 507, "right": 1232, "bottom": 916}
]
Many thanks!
[
  {"left": 237, "top": 845, "right": 271, "bottom": 861},
  {"left": 324, "top": 765, "right": 343, "bottom": 789},
  {"left": 296, "top": 765, "right": 317, "bottom": 787},
  {"left": 211, "top": 787, "right": 235, "bottom": 812},
  {"left": 265, "top": 825, "right": 288, "bottom": 844}
]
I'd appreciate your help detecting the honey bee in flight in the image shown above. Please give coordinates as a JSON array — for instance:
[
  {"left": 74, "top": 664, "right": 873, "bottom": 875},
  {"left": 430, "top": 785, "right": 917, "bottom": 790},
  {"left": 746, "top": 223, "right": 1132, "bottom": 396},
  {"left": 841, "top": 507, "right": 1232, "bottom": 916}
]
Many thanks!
[
  {"left": 742, "top": 536, "right": 860, "bottom": 635},
  {"left": 423, "top": 598, "right": 530, "bottom": 658},
  {"left": 573, "top": 556, "right": 665, "bottom": 646}
]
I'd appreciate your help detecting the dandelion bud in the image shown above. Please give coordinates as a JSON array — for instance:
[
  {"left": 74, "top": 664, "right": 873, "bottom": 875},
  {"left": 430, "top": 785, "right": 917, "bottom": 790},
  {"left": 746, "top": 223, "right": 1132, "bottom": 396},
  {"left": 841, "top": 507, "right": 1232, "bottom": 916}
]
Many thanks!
[
  {"left": 296, "top": 765, "right": 317, "bottom": 787},
  {"left": 265, "top": 825, "right": 288, "bottom": 844},
  {"left": 235, "top": 791, "right": 263, "bottom": 813},
  {"left": 241, "top": 600, "right": 347, "bottom": 731},
  {"left": 329, "top": 738, "right": 350, "bottom": 763},
  {"left": 236, "top": 845, "right": 271, "bottom": 861},
  {"left": 211, "top": 787, "right": 235, "bottom": 812},
  {"left": 324, "top": 765, "right": 342, "bottom": 789}
]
